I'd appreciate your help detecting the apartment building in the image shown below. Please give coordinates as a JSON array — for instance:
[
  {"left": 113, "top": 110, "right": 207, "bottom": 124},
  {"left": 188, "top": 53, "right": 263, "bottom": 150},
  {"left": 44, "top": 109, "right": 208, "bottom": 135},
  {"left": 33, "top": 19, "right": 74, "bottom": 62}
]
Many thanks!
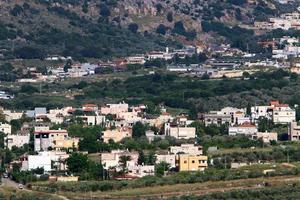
[
  {"left": 34, "top": 129, "right": 79, "bottom": 151},
  {"left": 176, "top": 155, "right": 208, "bottom": 172}
]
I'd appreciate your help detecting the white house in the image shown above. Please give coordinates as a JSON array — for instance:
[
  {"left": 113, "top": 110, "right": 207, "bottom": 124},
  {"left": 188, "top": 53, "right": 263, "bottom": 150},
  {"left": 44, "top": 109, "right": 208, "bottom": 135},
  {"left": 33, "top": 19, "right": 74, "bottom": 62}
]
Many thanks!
[
  {"left": 228, "top": 122, "right": 258, "bottom": 136},
  {"left": 21, "top": 151, "right": 69, "bottom": 172},
  {"left": 169, "top": 144, "right": 203, "bottom": 155},
  {"left": 0, "top": 123, "right": 11, "bottom": 135}
]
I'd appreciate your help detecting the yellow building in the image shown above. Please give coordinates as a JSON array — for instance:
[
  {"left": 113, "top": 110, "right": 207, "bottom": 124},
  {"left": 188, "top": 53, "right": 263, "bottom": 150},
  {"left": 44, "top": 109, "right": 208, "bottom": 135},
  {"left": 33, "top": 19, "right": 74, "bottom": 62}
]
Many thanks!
[
  {"left": 176, "top": 155, "right": 208, "bottom": 171},
  {"left": 53, "top": 138, "right": 80, "bottom": 150}
]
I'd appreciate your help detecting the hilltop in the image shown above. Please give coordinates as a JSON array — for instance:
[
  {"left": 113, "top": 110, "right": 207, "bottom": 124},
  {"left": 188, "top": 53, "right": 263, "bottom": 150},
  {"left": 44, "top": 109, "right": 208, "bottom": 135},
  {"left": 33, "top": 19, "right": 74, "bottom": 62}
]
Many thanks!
[{"left": 0, "top": 0, "right": 299, "bottom": 59}]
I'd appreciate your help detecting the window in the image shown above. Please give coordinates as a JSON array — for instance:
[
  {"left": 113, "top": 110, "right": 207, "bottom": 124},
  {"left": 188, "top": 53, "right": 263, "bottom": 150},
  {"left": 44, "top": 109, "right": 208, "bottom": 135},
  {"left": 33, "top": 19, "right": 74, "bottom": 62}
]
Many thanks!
[
  {"left": 192, "top": 160, "right": 195, "bottom": 164},
  {"left": 184, "top": 160, "right": 187, "bottom": 164}
]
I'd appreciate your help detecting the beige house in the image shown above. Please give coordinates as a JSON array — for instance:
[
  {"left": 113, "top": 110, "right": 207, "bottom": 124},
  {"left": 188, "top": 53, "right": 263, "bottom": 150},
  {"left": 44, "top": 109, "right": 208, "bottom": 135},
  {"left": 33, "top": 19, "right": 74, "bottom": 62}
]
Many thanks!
[
  {"left": 156, "top": 154, "right": 176, "bottom": 169},
  {"left": 100, "top": 103, "right": 128, "bottom": 115},
  {"left": 6, "top": 134, "right": 30, "bottom": 149},
  {"left": 164, "top": 123, "right": 196, "bottom": 139},
  {"left": 252, "top": 132, "right": 278, "bottom": 143},
  {"left": 102, "top": 127, "right": 132, "bottom": 143},
  {"left": 289, "top": 122, "right": 300, "bottom": 141},
  {"left": 100, "top": 150, "right": 139, "bottom": 170}
]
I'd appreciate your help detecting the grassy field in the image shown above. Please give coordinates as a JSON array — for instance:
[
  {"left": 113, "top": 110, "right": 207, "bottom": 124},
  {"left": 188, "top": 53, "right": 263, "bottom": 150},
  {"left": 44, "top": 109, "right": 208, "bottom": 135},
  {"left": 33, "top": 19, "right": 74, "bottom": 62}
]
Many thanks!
[
  {"left": 0, "top": 186, "right": 62, "bottom": 200},
  {"left": 55, "top": 174, "right": 300, "bottom": 200}
]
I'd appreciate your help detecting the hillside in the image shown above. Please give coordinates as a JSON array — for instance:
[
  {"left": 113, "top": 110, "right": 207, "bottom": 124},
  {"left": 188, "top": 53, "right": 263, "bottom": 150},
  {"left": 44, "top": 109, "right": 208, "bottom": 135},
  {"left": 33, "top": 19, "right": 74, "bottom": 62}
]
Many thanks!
[{"left": 0, "top": 0, "right": 299, "bottom": 59}]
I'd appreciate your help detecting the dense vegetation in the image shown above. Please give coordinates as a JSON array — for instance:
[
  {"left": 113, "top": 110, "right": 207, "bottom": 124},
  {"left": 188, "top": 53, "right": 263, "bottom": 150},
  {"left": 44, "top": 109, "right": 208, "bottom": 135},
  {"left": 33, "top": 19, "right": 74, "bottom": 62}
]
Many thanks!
[
  {"left": 32, "top": 165, "right": 300, "bottom": 193},
  {"left": 0, "top": 69, "right": 298, "bottom": 118},
  {"left": 169, "top": 184, "right": 300, "bottom": 200}
]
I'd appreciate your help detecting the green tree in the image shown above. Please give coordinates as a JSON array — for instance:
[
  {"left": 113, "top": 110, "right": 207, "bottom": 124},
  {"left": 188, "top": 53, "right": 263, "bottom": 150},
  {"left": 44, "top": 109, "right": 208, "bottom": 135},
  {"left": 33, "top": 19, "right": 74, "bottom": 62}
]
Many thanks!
[
  {"left": 138, "top": 150, "right": 146, "bottom": 165},
  {"left": 132, "top": 122, "right": 146, "bottom": 138},
  {"left": 155, "top": 161, "right": 170, "bottom": 177},
  {"left": 119, "top": 155, "right": 131, "bottom": 173},
  {"left": 66, "top": 153, "right": 88, "bottom": 174}
]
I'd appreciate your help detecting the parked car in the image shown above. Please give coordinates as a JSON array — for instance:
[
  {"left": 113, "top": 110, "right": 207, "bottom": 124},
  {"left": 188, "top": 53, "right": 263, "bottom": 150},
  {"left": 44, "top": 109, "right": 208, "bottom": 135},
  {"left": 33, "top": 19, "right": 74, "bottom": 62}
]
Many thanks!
[{"left": 18, "top": 184, "right": 24, "bottom": 190}]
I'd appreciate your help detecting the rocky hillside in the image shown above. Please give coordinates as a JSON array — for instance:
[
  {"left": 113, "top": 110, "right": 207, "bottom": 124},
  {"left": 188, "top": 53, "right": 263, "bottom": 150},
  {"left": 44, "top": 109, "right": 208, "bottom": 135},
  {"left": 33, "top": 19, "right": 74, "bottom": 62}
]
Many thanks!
[{"left": 0, "top": 0, "right": 298, "bottom": 59}]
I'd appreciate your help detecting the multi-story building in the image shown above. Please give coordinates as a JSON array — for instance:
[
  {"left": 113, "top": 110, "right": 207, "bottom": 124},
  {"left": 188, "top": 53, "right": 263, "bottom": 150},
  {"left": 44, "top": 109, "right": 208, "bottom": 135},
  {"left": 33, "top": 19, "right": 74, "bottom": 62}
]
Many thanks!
[
  {"left": 176, "top": 155, "right": 208, "bottom": 172},
  {"left": 170, "top": 144, "right": 203, "bottom": 155},
  {"left": 203, "top": 112, "right": 231, "bottom": 126},
  {"left": 6, "top": 134, "right": 30, "bottom": 150},
  {"left": 272, "top": 106, "right": 296, "bottom": 124},
  {"left": 34, "top": 129, "right": 79, "bottom": 151},
  {"left": 251, "top": 101, "right": 295, "bottom": 124},
  {"left": 164, "top": 123, "right": 196, "bottom": 139},
  {"left": 289, "top": 122, "right": 300, "bottom": 141}
]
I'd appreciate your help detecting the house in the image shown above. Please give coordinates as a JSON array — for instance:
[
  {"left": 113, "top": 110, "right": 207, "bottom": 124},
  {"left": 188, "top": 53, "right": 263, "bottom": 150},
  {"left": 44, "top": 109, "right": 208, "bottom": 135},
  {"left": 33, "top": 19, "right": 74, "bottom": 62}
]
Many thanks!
[
  {"left": 170, "top": 144, "right": 203, "bottom": 155},
  {"left": 127, "top": 165, "right": 155, "bottom": 177},
  {"left": 34, "top": 129, "right": 79, "bottom": 151},
  {"left": 252, "top": 132, "right": 278, "bottom": 143},
  {"left": 79, "top": 115, "right": 106, "bottom": 126},
  {"left": 176, "top": 155, "right": 208, "bottom": 172},
  {"left": 3, "top": 110, "right": 24, "bottom": 122},
  {"left": 164, "top": 123, "right": 196, "bottom": 139},
  {"left": 204, "top": 107, "right": 249, "bottom": 126},
  {"left": 155, "top": 154, "right": 176, "bottom": 169},
  {"left": 145, "top": 130, "right": 165, "bottom": 142},
  {"left": 251, "top": 105, "right": 272, "bottom": 122},
  {"left": 0, "top": 123, "right": 11, "bottom": 135},
  {"left": 203, "top": 112, "right": 231, "bottom": 126},
  {"left": 100, "top": 103, "right": 129, "bottom": 115},
  {"left": 251, "top": 101, "right": 295, "bottom": 124},
  {"left": 126, "top": 55, "right": 146, "bottom": 65},
  {"left": 21, "top": 151, "right": 69, "bottom": 172},
  {"left": 6, "top": 134, "right": 30, "bottom": 150},
  {"left": 272, "top": 105, "right": 296, "bottom": 124},
  {"left": 82, "top": 104, "right": 99, "bottom": 112},
  {"left": 288, "top": 122, "right": 300, "bottom": 141},
  {"left": 102, "top": 127, "right": 132, "bottom": 143},
  {"left": 100, "top": 150, "right": 139, "bottom": 170},
  {"left": 228, "top": 122, "right": 258, "bottom": 136}
]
